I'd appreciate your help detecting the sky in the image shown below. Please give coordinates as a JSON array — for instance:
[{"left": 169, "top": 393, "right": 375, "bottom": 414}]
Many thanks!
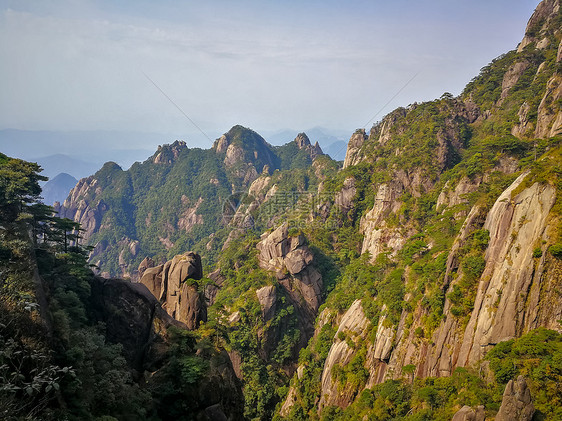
[{"left": 0, "top": 0, "right": 541, "bottom": 154}]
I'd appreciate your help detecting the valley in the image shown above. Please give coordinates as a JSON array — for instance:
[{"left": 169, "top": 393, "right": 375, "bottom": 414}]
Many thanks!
[{"left": 2, "top": 1, "right": 562, "bottom": 420}]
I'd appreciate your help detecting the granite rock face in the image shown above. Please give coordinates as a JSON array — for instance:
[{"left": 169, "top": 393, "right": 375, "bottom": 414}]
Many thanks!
[
  {"left": 152, "top": 140, "right": 187, "bottom": 164},
  {"left": 140, "top": 252, "right": 206, "bottom": 330},
  {"left": 360, "top": 180, "right": 406, "bottom": 260},
  {"left": 495, "top": 376, "right": 535, "bottom": 421},
  {"left": 294, "top": 132, "right": 324, "bottom": 160},
  {"left": 451, "top": 405, "right": 485, "bottom": 421},
  {"left": 88, "top": 276, "right": 184, "bottom": 371},
  {"left": 88, "top": 276, "right": 244, "bottom": 419},
  {"left": 54, "top": 175, "right": 109, "bottom": 243},
  {"left": 343, "top": 129, "right": 368, "bottom": 168},
  {"left": 257, "top": 223, "right": 323, "bottom": 332},
  {"left": 319, "top": 300, "right": 370, "bottom": 409},
  {"left": 335, "top": 177, "right": 356, "bottom": 214},
  {"left": 457, "top": 176, "right": 556, "bottom": 366},
  {"left": 256, "top": 285, "right": 277, "bottom": 322}
]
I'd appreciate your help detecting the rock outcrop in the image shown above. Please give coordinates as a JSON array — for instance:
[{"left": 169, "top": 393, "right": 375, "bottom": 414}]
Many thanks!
[
  {"left": 140, "top": 252, "right": 206, "bottom": 329},
  {"left": 88, "top": 276, "right": 184, "bottom": 371},
  {"left": 257, "top": 223, "right": 323, "bottom": 331},
  {"left": 360, "top": 180, "right": 407, "bottom": 260},
  {"left": 88, "top": 276, "right": 244, "bottom": 420},
  {"left": 451, "top": 405, "right": 485, "bottom": 421},
  {"left": 256, "top": 285, "right": 277, "bottom": 322},
  {"left": 319, "top": 300, "right": 370, "bottom": 409},
  {"left": 54, "top": 175, "right": 108, "bottom": 243},
  {"left": 137, "top": 256, "right": 155, "bottom": 279},
  {"left": 152, "top": 140, "right": 187, "bottom": 164},
  {"left": 294, "top": 132, "right": 324, "bottom": 160},
  {"left": 212, "top": 125, "right": 278, "bottom": 185},
  {"left": 343, "top": 129, "right": 368, "bottom": 168},
  {"left": 517, "top": 0, "right": 560, "bottom": 53},
  {"left": 495, "top": 376, "right": 535, "bottom": 421},
  {"left": 457, "top": 175, "right": 556, "bottom": 366},
  {"left": 535, "top": 73, "right": 562, "bottom": 138},
  {"left": 436, "top": 176, "right": 481, "bottom": 214},
  {"left": 334, "top": 177, "right": 356, "bottom": 214}
]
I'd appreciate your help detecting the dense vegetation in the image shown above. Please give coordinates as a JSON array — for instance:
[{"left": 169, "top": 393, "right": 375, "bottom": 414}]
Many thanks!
[
  {"left": 0, "top": 154, "right": 238, "bottom": 420},
  {"left": 4, "top": 3, "right": 562, "bottom": 420}
]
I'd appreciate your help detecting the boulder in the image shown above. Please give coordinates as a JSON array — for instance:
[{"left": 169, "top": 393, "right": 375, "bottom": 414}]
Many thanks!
[
  {"left": 495, "top": 376, "right": 535, "bottom": 421},
  {"left": 137, "top": 256, "right": 154, "bottom": 279},
  {"left": 451, "top": 405, "right": 485, "bottom": 421},
  {"left": 140, "top": 252, "right": 206, "bottom": 329}
]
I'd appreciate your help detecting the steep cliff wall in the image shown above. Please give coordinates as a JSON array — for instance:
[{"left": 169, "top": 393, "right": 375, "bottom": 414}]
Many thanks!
[{"left": 280, "top": 2, "right": 562, "bottom": 417}]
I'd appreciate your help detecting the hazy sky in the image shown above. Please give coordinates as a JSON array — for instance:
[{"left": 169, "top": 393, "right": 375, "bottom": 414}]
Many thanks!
[{"left": 0, "top": 0, "right": 540, "bottom": 149}]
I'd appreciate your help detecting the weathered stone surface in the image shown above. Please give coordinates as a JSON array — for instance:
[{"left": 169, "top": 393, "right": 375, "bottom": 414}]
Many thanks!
[
  {"left": 334, "top": 177, "right": 356, "bottom": 213},
  {"left": 451, "top": 405, "right": 485, "bottom": 421},
  {"left": 518, "top": 0, "right": 560, "bottom": 52},
  {"left": 343, "top": 129, "right": 368, "bottom": 168},
  {"left": 319, "top": 300, "right": 370, "bottom": 409},
  {"left": 90, "top": 276, "right": 243, "bottom": 419},
  {"left": 88, "top": 276, "right": 183, "bottom": 371},
  {"left": 54, "top": 176, "right": 108, "bottom": 243},
  {"left": 373, "top": 309, "right": 395, "bottom": 362},
  {"left": 248, "top": 175, "right": 272, "bottom": 200},
  {"left": 499, "top": 61, "right": 531, "bottom": 102},
  {"left": 137, "top": 256, "right": 155, "bottom": 279},
  {"left": 285, "top": 248, "right": 314, "bottom": 275},
  {"left": 140, "top": 252, "right": 206, "bottom": 329},
  {"left": 436, "top": 176, "right": 481, "bottom": 213},
  {"left": 140, "top": 264, "right": 165, "bottom": 300},
  {"left": 205, "top": 268, "right": 224, "bottom": 306},
  {"left": 535, "top": 73, "right": 562, "bottom": 138},
  {"left": 256, "top": 285, "right": 277, "bottom": 322},
  {"left": 512, "top": 101, "right": 532, "bottom": 137},
  {"left": 177, "top": 197, "right": 204, "bottom": 233},
  {"left": 458, "top": 175, "right": 556, "bottom": 365},
  {"left": 360, "top": 181, "right": 406, "bottom": 261},
  {"left": 280, "top": 386, "right": 298, "bottom": 417},
  {"left": 294, "top": 132, "right": 323, "bottom": 160},
  {"left": 257, "top": 223, "right": 323, "bottom": 339},
  {"left": 495, "top": 376, "right": 535, "bottom": 421},
  {"left": 153, "top": 140, "right": 187, "bottom": 164}
]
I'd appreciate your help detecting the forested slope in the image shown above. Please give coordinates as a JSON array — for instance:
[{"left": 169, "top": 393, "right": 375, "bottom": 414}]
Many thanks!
[{"left": 37, "top": 0, "right": 562, "bottom": 419}]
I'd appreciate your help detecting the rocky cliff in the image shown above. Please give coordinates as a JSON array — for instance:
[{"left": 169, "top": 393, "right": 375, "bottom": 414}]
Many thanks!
[
  {"left": 256, "top": 223, "right": 323, "bottom": 335},
  {"left": 278, "top": 1, "right": 562, "bottom": 418},
  {"left": 49, "top": 1, "right": 562, "bottom": 419},
  {"left": 140, "top": 252, "right": 207, "bottom": 329},
  {"left": 88, "top": 275, "right": 244, "bottom": 420}
]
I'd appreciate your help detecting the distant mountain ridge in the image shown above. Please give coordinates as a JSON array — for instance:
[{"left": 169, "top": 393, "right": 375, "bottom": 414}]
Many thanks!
[
  {"left": 0, "top": 129, "right": 181, "bottom": 173},
  {"left": 33, "top": 154, "right": 100, "bottom": 181},
  {"left": 263, "top": 127, "right": 349, "bottom": 160},
  {"left": 41, "top": 172, "right": 78, "bottom": 205},
  {"left": 55, "top": 125, "right": 336, "bottom": 278}
]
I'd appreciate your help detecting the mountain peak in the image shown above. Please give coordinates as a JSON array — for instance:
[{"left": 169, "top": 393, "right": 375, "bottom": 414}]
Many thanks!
[
  {"left": 293, "top": 132, "right": 324, "bottom": 160},
  {"left": 153, "top": 140, "right": 187, "bottom": 164},
  {"left": 294, "top": 132, "right": 311, "bottom": 149},
  {"left": 518, "top": 0, "right": 561, "bottom": 52}
]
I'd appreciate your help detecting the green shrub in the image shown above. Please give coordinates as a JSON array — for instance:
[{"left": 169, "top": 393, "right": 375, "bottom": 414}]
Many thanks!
[{"left": 549, "top": 243, "right": 562, "bottom": 258}]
